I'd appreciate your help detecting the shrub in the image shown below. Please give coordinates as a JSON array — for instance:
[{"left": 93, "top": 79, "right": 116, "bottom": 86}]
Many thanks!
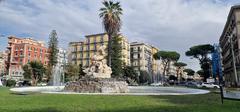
[{"left": 6, "top": 79, "right": 16, "bottom": 87}]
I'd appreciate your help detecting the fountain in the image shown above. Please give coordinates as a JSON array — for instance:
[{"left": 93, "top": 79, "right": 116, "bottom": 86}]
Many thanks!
[
  {"left": 64, "top": 45, "right": 129, "bottom": 93},
  {"left": 9, "top": 45, "right": 210, "bottom": 95},
  {"left": 52, "top": 64, "right": 63, "bottom": 86}
]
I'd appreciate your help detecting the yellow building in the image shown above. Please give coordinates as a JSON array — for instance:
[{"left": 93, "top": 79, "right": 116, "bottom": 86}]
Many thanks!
[
  {"left": 151, "top": 46, "right": 160, "bottom": 75},
  {"left": 68, "top": 33, "right": 130, "bottom": 67}
]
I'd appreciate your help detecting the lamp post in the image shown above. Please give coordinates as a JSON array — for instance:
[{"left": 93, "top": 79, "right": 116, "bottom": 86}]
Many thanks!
[{"left": 228, "top": 35, "right": 238, "bottom": 86}]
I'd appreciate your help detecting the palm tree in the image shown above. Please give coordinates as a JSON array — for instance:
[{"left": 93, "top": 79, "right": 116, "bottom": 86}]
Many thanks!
[{"left": 99, "top": 0, "right": 122, "bottom": 67}]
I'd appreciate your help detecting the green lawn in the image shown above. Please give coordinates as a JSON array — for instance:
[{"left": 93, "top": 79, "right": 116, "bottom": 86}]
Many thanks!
[{"left": 0, "top": 87, "right": 239, "bottom": 112}]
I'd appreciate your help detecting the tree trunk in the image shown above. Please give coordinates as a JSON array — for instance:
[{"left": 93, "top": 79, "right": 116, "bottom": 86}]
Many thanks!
[
  {"left": 163, "top": 61, "right": 168, "bottom": 82},
  {"left": 176, "top": 67, "right": 179, "bottom": 82},
  {"left": 108, "top": 34, "right": 112, "bottom": 67}
]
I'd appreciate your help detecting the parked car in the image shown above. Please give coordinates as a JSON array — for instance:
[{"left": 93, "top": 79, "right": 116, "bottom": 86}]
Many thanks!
[
  {"left": 185, "top": 82, "right": 198, "bottom": 87},
  {"left": 150, "top": 82, "right": 163, "bottom": 86},
  {"left": 176, "top": 82, "right": 186, "bottom": 86},
  {"left": 197, "top": 82, "right": 220, "bottom": 89}
]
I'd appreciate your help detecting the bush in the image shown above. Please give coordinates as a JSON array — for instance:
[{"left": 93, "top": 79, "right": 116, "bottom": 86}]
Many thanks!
[
  {"left": 6, "top": 79, "right": 16, "bottom": 87},
  {"left": 139, "top": 71, "right": 151, "bottom": 84}
]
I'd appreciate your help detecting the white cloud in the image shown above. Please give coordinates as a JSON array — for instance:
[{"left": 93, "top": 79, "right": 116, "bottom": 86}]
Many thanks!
[{"left": 0, "top": 0, "right": 238, "bottom": 70}]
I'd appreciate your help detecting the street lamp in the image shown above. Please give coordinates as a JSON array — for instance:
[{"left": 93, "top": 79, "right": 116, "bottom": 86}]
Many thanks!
[{"left": 227, "top": 35, "right": 238, "bottom": 85}]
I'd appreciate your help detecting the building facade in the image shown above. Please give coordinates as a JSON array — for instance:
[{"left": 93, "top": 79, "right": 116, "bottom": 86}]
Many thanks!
[
  {"left": 57, "top": 48, "right": 67, "bottom": 67},
  {"left": 219, "top": 5, "right": 240, "bottom": 86},
  {"left": 130, "top": 42, "right": 161, "bottom": 82},
  {"left": 0, "top": 51, "right": 7, "bottom": 76},
  {"left": 6, "top": 36, "right": 48, "bottom": 80},
  {"left": 68, "top": 33, "right": 130, "bottom": 67}
]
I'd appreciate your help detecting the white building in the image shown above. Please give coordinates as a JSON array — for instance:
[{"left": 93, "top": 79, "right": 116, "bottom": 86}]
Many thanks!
[{"left": 57, "top": 48, "right": 67, "bottom": 67}]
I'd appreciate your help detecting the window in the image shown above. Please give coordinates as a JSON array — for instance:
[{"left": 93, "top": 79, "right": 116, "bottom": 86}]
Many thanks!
[
  {"left": 130, "top": 54, "right": 133, "bottom": 58},
  {"left": 87, "top": 45, "right": 90, "bottom": 50},
  {"left": 138, "top": 47, "right": 141, "bottom": 51},
  {"left": 94, "top": 36, "right": 97, "bottom": 43},
  {"left": 131, "top": 48, "right": 133, "bottom": 52},
  {"left": 87, "top": 52, "right": 90, "bottom": 57},
  {"left": 87, "top": 38, "right": 90, "bottom": 43},
  {"left": 94, "top": 44, "right": 97, "bottom": 50}
]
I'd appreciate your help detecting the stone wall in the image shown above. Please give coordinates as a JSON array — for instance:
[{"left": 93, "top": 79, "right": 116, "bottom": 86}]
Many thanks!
[{"left": 64, "top": 78, "right": 129, "bottom": 93}]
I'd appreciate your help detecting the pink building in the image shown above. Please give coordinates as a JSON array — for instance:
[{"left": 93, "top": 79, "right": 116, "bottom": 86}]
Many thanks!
[{"left": 6, "top": 36, "right": 48, "bottom": 80}]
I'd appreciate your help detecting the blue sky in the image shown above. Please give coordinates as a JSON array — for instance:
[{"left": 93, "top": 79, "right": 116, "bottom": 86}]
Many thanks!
[{"left": 0, "top": 0, "right": 239, "bottom": 70}]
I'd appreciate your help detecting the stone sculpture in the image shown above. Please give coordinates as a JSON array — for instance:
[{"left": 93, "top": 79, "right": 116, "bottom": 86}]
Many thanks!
[
  {"left": 83, "top": 45, "right": 112, "bottom": 78},
  {"left": 64, "top": 45, "right": 128, "bottom": 93}
]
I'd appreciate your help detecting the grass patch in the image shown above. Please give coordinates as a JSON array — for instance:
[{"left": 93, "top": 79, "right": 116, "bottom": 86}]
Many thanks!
[{"left": 0, "top": 87, "right": 239, "bottom": 112}]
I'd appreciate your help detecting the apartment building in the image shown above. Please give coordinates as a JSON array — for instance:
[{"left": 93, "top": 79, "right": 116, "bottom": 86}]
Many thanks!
[
  {"left": 130, "top": 42, "right": 161, "bottom": 81},
  {"left": 57, "top": 48, "right": 67, "bottom": 67},
  {"left": 6, "top": 36, "right": 48, "bottom": 80},
  {"left": 68, "top": 33, "right": 130, "bottom": 67},
  {"left": 219, "top": 5, "right": 240, "bottom": 86}
]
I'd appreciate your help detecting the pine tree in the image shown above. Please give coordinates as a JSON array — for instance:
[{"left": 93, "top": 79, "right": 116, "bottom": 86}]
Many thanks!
[
  {"left": 47, "top": 30, "right": 59, "bottom": 82},
  {"left": 111, "top": 35, "right": 123, "bottom": 77},
  {"left": 78, "top": 64, "right": 85, "bottom": 79}
]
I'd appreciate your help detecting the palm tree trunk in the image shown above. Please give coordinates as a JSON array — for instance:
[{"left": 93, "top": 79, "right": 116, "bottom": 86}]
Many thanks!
[{"left": 108, "top": 34, "right": 112, "bottom": 67}]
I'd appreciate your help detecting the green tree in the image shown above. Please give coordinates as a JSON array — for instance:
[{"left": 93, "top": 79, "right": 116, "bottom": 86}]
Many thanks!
[
  {"left": 139, "top": 70, "right": 151, "bottom": 84},
  {"left": 185, "top": 44, "right": 214, "bottom": 81},
  {"left": 78, "top": 64, "right": 85, "bottom": 79},
  {"left": 47, "top": 30, "right": 59, "bottom": 82},
  {"left": 184, "top": 68, "right": 195, "bottom": 76},
  {"left": 65, "top": 63, "right": 79, "bottom": 81},
  {"left": 99, "top": 0, "right": 122, "bottom": 67},
  {"left": 197, "top": 69, "right": 204, "bottom": 77},
  {"left": 154, "top": 51, "right": 180, "bottom": 77},
  {"left": 111, "top": 35, "right": 123, "bottom": 77},
  {"left": 22, "top": 61, "right": 46, "bottom": 86},
  {"left": 123, "top": 66, "right": 138, "bottom": 83},
  {"left": 174, "top": 62, "right": 187, "bottom": 81}
]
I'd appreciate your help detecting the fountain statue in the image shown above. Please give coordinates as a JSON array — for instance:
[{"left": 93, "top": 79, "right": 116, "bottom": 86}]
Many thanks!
[
  {"left": 64, "top": 45, "right": 128, "bottom": 93},
  {"left": 52, "top": 64, "right": 63, "bottom": 86},
  {"left": 83, "top": 45, "right": 112, "bottom": 78}
]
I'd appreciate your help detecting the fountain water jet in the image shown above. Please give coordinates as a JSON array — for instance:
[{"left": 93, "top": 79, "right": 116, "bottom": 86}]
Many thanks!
[{"left": 52, "top": 64, "right": 63, "bottom": 86}]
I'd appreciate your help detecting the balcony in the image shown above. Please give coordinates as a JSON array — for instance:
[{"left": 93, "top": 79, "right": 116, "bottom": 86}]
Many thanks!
[{"left": 11, "top": 61, "right": 18, "bottom": 64}]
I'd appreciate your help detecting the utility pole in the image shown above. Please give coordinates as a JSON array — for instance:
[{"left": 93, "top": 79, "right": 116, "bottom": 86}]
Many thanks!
[{"left": 228, "top": 35, "right": 238, "bottom": 86}]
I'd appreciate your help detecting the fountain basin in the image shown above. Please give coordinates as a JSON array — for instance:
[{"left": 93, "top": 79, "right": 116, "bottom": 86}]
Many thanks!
[
  {"left": 10, "top": 86, "right": 65, "bottom": 94},
  {"left": 10, "top": 86, "right": 209, "bottom": 95},
  {"left": 64, "top": 78, "right": 128, "bottom": 93}
]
